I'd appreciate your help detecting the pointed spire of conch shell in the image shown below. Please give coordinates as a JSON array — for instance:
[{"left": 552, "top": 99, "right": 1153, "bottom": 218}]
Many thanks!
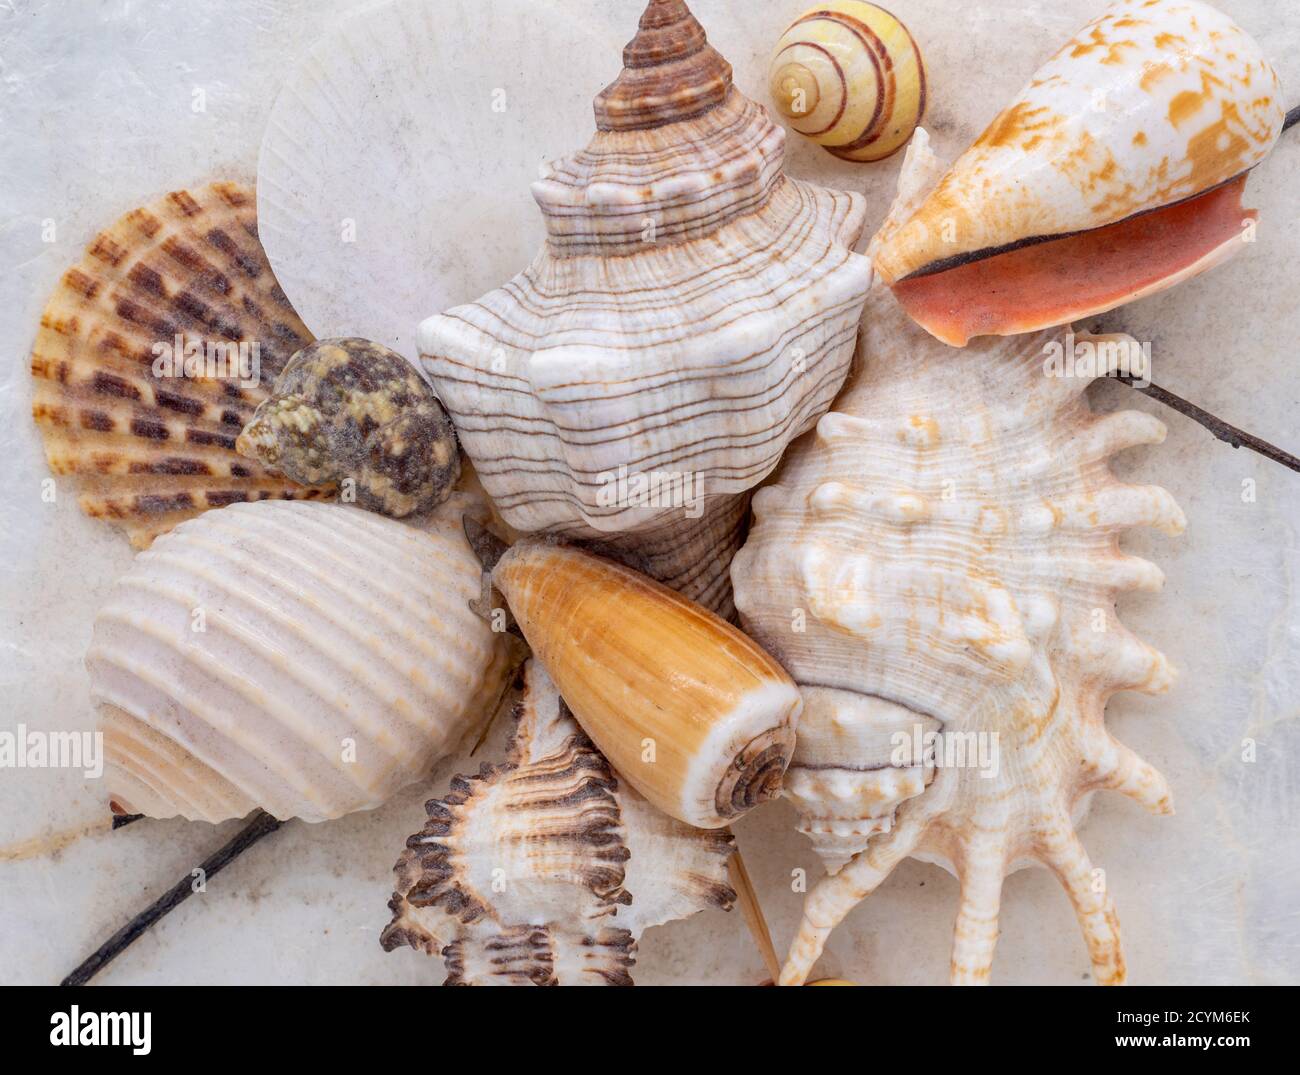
[{"left": 594, "top": 0, "right": 732, "bottom": 131}]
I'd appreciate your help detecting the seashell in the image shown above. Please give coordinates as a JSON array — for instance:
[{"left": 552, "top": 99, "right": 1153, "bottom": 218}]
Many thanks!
[
  {"left": 418, "top": 0, "right": 873, "bottom": 617},
  {"left": 256, "top": 0, "right": 612, "bottom": 360},
  {"left": 30, "top": 182, "right": 331, "bottom": 548},
  {"left": 491, "top": 541, "right": 802, "bottom": 830},
  {"left": 872, "top": 0, "right": 1285, "bottom": 346},
  {"left": 770, "top": 1, "right": 926, "bottom": 162},
  {"left": 381, "top": 658, "right": 737, "bottom": 985},
  {"left": 732, "top": 143, "right": 1185, "bottom": 982},
  {"left": 237, "top": 338, "right": 459, "bottom": 519},
  {"left": 87, "top": 497, "right": 510, "bottom": 823}
]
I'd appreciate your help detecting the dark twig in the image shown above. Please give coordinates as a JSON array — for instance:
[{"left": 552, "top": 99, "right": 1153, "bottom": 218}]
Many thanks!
[
  {"left": 1283, "top": 103, "right": 1300, "bottom": 135},
  {"left": 62, "top": 810, "right": 284, "bottom": 986},
  {"left": 1113, "top": 374, "right": 1300, "bottom": 474}
]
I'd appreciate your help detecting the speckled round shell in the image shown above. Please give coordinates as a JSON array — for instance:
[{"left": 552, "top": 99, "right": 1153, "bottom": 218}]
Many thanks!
[
  {"left": 88, "top": 497, "right": 510, "bottom": 823},
  {"left": 237, "top": 338, "right": 460, "bottom": 519},
  {"left": 30, "top": 182, "right": 329, "bottom": 548}
]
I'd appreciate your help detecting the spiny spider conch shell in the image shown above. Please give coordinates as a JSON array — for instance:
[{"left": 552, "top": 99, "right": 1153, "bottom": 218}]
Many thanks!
[
  {"left": 30, "top": 182, "right": 330, "bottom": 548},
  {"left": 872, "top": 0, "right": 1284, "bottom": 346},
  {"left": 491, "top": 541, "right": 803, "bottom": 830},
  {"left": 419, "top": 0, "right": 872, "bottom": 618},
  {"left": 87, "top": 497, "right": 510, "bottom": 823},
  {"left": 731, "top": 137, "right": 1185, "bottom": 984},
  {"left": 381, "top": 659, "right": 737, "bottom": 985},
  {"left": 237, "top": 338, "right": 460, "bottom": 519},
  {"left": 770, "top": 1, "right": 926, "bottom": 162}
]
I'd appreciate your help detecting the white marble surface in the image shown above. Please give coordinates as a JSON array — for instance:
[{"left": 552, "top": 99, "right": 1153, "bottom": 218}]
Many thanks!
[{"left": 0, "top": 0, "right": 1297, "bottom": 985}]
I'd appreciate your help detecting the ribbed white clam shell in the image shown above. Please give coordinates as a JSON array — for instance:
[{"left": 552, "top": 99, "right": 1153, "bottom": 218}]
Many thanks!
[{"left": 88, "top": 499, "right": 507, "bottom": 823}]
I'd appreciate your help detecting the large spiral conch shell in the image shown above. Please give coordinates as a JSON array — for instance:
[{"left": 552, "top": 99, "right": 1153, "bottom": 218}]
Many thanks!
[
  {"left": 872, "top": 0, "right": 1284, "bottom": 346},
  {"left": 87, "top": 497, "right": 510, "bottom": 823},
  {"left": 381, "top": 659, "right": 736, "bottom": 985},
  {"left": 490, "top": 541, "right": 803, "bottom": 829},
  {"left": 731, "top": 136, "right": 1186, "bottom": 985},
  {"left": 419, "top": 0, "right": 872, "bottom": 617},
  {"left": 769, "top": 1, "right": 926, "bottom": 162},
  {"left": 30, "top": 182, "right": 330, "bottom": 548}
]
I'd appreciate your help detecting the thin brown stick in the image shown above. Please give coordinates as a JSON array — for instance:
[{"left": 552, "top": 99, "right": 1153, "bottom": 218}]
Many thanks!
[
  {"left": 62, "top": 811, "right": 284, "bottom": 986},
  {"left": 1113, "top": 374, "right": 1300, "bottom": 474},
  {"left": 727, "top": 849, "right": 781, "bottom": 983}
]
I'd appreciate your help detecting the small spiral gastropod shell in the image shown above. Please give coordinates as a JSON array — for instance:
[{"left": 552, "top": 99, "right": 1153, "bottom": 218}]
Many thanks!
[{"left": 770, "top": 1, "right": 926, "bottom": 162}]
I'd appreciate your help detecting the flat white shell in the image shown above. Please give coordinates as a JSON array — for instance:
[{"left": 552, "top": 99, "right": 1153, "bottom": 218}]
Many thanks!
[{"left": 256, "top": 0, "right": 616, "bottom": 356}]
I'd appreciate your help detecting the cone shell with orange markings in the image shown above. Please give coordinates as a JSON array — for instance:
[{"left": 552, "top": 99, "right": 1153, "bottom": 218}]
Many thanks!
[
  {"left": 492, "top": 542, "right": 803, "bottom": 829},
  {"left": 31, "top": 182, "right": 330, "bottom": 548},
  {"left": 871, "top": 0, "right": 1284, "bottom": 346}
]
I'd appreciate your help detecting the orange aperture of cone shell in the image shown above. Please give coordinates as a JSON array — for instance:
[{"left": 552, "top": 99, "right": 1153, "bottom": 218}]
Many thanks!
[{"left": 891, "top": 173, "right": 1252, "bottom": 346}]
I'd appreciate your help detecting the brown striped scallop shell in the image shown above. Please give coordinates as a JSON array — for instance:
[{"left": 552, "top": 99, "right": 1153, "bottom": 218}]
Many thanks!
[{"left": 30, "top": 182, "right": 330, "bottom": 548}]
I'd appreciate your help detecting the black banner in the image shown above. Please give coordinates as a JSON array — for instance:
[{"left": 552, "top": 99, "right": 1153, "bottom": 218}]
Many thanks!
[{"left": 1, "top": 985, "right": 1292, "bottom": 1061}]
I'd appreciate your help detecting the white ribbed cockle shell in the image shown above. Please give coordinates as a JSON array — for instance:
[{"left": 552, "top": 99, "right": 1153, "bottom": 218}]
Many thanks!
[{"left": 87, "top": 498, "right": 510, "bottom": 823}]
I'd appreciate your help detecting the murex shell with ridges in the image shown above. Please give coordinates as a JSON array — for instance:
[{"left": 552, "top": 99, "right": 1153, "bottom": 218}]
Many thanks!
[
  {"left": 419, "top": 0, "right": 872, "bottom": 616},
  {"left": 382, "top": 659, "right": 736, "bottom": 985},
  {"left": 87, "top": 497, "right": 510, "bottom": 823},
  {"left": 31, "top": 182, "right": 330, "bottom": 547},
  {"left": 731, "top": 136, "right": 1186, "bottom": 985},
  {"left": 872, "top": 0, "right": 1284, "bottom": 346}
]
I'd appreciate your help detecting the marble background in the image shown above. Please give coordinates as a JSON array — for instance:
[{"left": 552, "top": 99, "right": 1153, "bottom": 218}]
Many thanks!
[{"left": 0, "top": 0, "right": 1296, "bottom": 985}]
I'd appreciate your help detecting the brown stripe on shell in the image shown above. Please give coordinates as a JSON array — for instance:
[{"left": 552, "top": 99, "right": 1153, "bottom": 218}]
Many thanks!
[
  {"left": 381, "top": 661, "right": 736, "bottom": 984},
  {"left": 593, "top": 0, "right": 732, "bottom": 131},
  {"left": 29, "top": 181, "right": 329, "bottom": 548}
]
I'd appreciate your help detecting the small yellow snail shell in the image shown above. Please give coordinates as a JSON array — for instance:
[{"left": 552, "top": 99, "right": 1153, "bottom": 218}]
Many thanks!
[{"left": 769, "top": 1, "right": 926, "bottom": 163}]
